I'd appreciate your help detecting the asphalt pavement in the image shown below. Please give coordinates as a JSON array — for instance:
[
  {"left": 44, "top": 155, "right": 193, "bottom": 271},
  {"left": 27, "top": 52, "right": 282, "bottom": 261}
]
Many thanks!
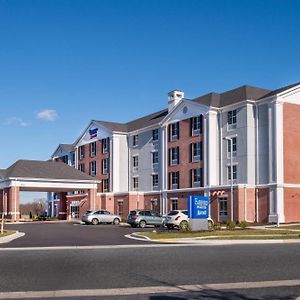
[
  {"left": 0, "top": 243, "right": 300, "bottom": 299},
  {"left": 1, "top": 222, "right": 154, "bottom": 247}
]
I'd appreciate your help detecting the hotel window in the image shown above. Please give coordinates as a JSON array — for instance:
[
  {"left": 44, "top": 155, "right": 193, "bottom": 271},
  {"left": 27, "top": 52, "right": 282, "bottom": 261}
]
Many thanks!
[
  {"left": 103, "top": 178, "right": 109, "bottom": 192},
  {"left": 78, "top": 163, "right": 85, "bottom": 173},
  {"left": 89, "top": 161, "right": 96, "bottom": 176},
  {"left": 71, "top": 152, "right": 75, "bottom": 166},
  {"left": 227, "top": 165, "right": 237, "bottom": 181},
  {"left": 79, "top": 145, "right": 85, "bottom": 159},
  {"left": 133, "top": 155, "right": 139, "bottom": 171},
  {"left": 191, "top": 115, "right": 202, "bottom": 136},
  {"left": 219, "top": 197, "right": 228, "bottom": 218},
  {"left": 227, "top": 137, "right": 237, "bottom": 157},
  {"left": 102, "top": 138, "right": 109, "bottom": 153},
  {"left": 151, "top": 199, "right": 158, "bottom": 211},
  {"left": 152, "top": 151, "right": 159, "bottom": 165},
  {"left": 170, "top": 147, "right": 179, "bottom": 165},
  {"left": 171, "top": 198, "right": 178, "bottom": 210},
  {"left": 133, "top": 177, "right": 139, "bottom": 190},
  {"left": 170, "top": 122, "right": 179, "bottom": 141},
  {"left": 90, "top": 142, "right": 96, "bottom": 157},
  {"left": 170, "top": 171, "right": 180, "bottom": 189},
  {"left": 191, "top": 142, "right": 201, "bottom": 162},
  {"left": 192, "top": 168, "right": 202, "bottom": 187},
  {"left": 152, "top": 129, "right": 159, "bottom": 141},
  {"left": 227, "top": 109, "right": 237, "bottom": 130},
  {"left": 102, "top": 158, "right": 109, "bottom": 175},
  {"left": 133, "top": 135, "right": 139, "bottom": 147},
  {"left": 152, "top": 174, "right": 159, "bottom": 188}
]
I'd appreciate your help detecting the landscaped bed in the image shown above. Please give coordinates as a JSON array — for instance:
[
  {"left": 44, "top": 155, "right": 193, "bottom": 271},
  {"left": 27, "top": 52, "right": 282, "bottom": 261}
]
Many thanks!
[
  {"left": 137, "top": 228, "right": 300, "bottom": 240},
  {"left": 0, "top": 230, "right": 16, "bottom": 238}
]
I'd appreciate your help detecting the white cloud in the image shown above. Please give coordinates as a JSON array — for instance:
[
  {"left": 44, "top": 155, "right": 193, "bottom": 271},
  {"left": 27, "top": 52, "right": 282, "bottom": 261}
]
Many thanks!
[
  {"left": 5, "top": 117, "right": 30, "bottom": 127},
  {"left": 37, "top": 109, "right": 58, "bottom": 121}
]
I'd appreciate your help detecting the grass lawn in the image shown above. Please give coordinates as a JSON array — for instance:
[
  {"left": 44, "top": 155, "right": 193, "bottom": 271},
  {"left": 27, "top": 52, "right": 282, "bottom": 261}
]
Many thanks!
[
  {"left": 271, "top": 225, "right": 300, "bottom": 230},
  {"left": 0, "top": 230, "right": 16, "bottom": 238},
  {"left": 138, "top": 229, "right": 300, "bottom": 240}
]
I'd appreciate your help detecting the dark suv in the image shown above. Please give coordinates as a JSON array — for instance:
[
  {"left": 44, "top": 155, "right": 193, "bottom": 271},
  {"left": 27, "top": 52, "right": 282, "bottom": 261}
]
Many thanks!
[{"left": 127, "top": 210, "right": 163, "bottom": 228}]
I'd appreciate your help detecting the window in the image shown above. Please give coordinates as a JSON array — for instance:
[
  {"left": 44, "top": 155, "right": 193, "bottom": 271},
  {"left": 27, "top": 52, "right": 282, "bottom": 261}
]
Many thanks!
[
  {"left": 133, "top": 135, "right": 139, "bottom": 147},
  {"left": 227, "top": 137, "right": 237, "bottom": 157},
  {"left": 171, "top": 147, "right": 179, "bottom": 165},
  {"left": 170, "top": 122, "right": 179, "bottom": 141},
  {"left": 78, "top": 163, "right": 85, "bottom": 173},
  {"left": 90, "top": 142, "right": 96, "bottom": 157},
  {"left": 102, "top": 158, "right": 109, "bottom": 174},
  {"left": 219, "top": 197, "right": 228, "bottom": 217},
  {"left": 71, "top": 152, "right": 75, "bottom": 166},
  {"left": 171, "top": 171, "right": 180, "bottom": 189},
  {"left": 133, "top": 155, "right": 139, "bottom": 171},
  {"left": 152, "top": 151, "right": 159, "bottom": 165},
  {"left": 192, "top": 168, "right": 202, "bottom": 187},
  {"left": 227, "top": 165, "right": 237, "bottom": 181},
  {"left": 191, "top": 142, "right": 201, "bottom": 162},
  {"left": 171, "top": 198, "right": 178, "bottom": 210},
  {"left": 79, "top": 145, "right": 85, "bottom": 159},
  {"left": 152, "top": 174, "right": 159, "bottom": 188},
  {"left": 102, "top": 138, "right": 109, "bottom": 153},
  {"left": 103, "top": 179, "right": 109, "bottom": 192},
  {"left": 152, "top": 129, "right": 159, "bottom": 141},
  {"left": 151, "top": 199, "right": 158, "bottom": 211},
  {"left": 227, "top": 110, "right": 237, "bottom": 130},
  {"left": 133, "top": 177, "right": 139, "bottom": 190},
  {"left": 191, "top": 115, "right": 202, "bottom": 135},
  {"left": 89, "top": 161, "right": 96, "bottom": 176}
]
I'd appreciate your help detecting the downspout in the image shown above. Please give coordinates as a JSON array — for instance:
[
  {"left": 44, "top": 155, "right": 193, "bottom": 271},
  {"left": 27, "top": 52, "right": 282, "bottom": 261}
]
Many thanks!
[
  {"left": 255, "top": 104, "right": 259, "bottom": 223},
  {"left": 14, "top": 185, "right": 17, "bottom": 222}
]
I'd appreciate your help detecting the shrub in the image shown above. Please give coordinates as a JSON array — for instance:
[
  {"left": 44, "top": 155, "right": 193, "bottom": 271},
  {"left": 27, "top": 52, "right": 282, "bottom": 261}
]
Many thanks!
[
  {"left": 226, "top": 221, "right": 236, "bottom": 230},
  {"left": 239, "top": 220, "right": 249, "bottom": 229},
  {"left": 213, "top": 222, "right": 222, "bottom": 231}
]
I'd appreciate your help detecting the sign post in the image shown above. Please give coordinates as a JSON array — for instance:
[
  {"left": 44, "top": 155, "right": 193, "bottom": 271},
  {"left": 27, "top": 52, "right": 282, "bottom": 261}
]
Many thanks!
[{"left": 188, "top": 195, "right": 209, "bottom": 231}]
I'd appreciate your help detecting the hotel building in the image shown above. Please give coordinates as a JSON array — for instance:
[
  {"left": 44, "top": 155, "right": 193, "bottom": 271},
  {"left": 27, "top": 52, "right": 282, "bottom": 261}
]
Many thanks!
[{"left": 49, "top": 82, "right": 300, "bottom": 224}]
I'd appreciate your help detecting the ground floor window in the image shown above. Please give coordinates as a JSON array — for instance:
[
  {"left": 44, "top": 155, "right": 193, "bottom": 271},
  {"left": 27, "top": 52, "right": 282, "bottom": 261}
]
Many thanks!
[
  {"left": 70, "top": 201, "right": 80, "bottom": 219},
  {"left": 118, "top": 200, "right": 124, "bottom": 217},
  {"left": 171, "top": 198, "right": 178, "bottom": 211},
  {"left": 151, "top": 198, "right": 158, "bottom": 211}
]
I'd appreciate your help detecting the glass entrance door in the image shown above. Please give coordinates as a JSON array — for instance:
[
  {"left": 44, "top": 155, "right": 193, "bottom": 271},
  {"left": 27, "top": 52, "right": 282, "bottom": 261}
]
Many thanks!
[{"left": 219, "top": 197, "right": 228, "bottom": 222}]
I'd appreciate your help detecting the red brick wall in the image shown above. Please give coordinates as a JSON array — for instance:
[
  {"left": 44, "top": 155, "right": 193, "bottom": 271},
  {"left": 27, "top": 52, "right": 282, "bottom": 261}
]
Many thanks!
[
  {"left": 168, "top": 118, "right": 203, "bottom": 189},
  {"left": 144, "top": 194, "right": 160, "bottom": 212},
  {"left": 78, "top": 140, "right": 110, "bottom": 192},
  {"left": 284, "top": 188, "right": 300, "bottom": 223},
  {"left": 283, "top": 103, "right": 300, "bottom": 184},
  {"left": 257, "top": 188, "right": 269, "bottom": 223}
]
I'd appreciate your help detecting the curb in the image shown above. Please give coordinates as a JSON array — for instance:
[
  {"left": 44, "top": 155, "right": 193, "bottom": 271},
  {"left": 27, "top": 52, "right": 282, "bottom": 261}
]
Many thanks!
[{"left": 0, "top": 231, "right": 25, "bottom": 244}]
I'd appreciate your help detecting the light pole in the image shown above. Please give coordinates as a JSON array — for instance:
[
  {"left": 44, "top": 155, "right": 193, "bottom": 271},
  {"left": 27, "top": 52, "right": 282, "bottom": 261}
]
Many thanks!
[{"left": 224, "top": 137, "right": 234, "bottom": 222}]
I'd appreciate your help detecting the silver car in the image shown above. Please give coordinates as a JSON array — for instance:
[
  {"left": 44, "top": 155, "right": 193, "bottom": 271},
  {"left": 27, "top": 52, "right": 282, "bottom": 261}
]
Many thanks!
[{"left": 82, "top": 210, "right": 121, "bottom": 225}]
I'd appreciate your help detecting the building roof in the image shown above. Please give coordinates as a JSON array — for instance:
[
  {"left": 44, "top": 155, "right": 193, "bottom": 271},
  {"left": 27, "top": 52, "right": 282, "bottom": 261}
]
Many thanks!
[
  {"left": 258, "top": 82, "right": 300, "bottom": 100},
  {"left": 94, "top": 108, "right": 168, "bottom": 133},
  {"left": 0, "top": 169, "right": 6, "bottom": 180},
  {"left": 193, "top": 85, "right": 271, "bottom": 108},
  {"left": 2, "top": 160, "right": 98, "bottom": 181},
  {"left": 59, "top": 144, "right": 75, "bottom": 153}
]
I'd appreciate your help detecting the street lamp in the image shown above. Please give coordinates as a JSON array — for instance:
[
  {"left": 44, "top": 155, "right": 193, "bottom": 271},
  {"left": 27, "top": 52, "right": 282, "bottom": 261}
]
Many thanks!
[{"left": 224, "top": 137, "right": 234, "bottom": 222}]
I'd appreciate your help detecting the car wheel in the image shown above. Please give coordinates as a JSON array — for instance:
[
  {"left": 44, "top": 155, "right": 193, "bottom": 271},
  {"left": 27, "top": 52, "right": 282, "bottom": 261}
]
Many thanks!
[
  {"left": 166, "top": 225, "right": 174, "bottom": 230},
  {"left": 179, "top": 220, "right": 189, "bottom": 231},
  {"left": 91, "top": 218, "right": 99, "bottom": 225},
  {"left": 131, "top": 224, "right": 137, "bottom": 228},
  {"left": 139, "top": 220, "right": 146, "bottom": 228},
  {"left": 113, "top": 218, "right": 120, "bottom": 225},
  {"left": 154, "top": 225, "right": 160, "bottom": 228}
]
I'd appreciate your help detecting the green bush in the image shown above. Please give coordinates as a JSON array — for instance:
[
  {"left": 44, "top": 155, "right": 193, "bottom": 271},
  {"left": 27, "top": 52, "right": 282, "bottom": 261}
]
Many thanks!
[
  {"left": 213, "top": 222, "right": 222, "bottom": 231},
  {"left": 226, "top": 221, "right": 236, "bottom": 230},
  {"left": 239, "top": 220, "right": 250, "bottom": 229}
]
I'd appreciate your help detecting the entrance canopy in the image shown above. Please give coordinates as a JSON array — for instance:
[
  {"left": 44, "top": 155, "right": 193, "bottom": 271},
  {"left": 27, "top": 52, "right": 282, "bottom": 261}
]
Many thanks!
[{"left": 0, "top": 160, "right": 100, "bottom": 221}]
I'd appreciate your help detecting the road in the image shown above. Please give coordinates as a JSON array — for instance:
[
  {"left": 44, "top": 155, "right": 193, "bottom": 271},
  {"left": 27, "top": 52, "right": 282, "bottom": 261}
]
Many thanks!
[{"left": 0, "top": 242, "right": 300, "bottom": 299}]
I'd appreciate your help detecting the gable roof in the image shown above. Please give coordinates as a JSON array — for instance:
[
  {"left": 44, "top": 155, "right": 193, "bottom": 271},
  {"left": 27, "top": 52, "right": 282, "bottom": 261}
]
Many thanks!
[
  {"left": 258, "top": 82, "right": 300, "bottom": 100},
  {"left": 3, "top": 160, "right": 98, "bottom": 181},
  {"left": 59, "top": 144, "right": 75, "bottom": 153},
  {"left": 0, "top": 169, "right": 6, "bottom": 180}
]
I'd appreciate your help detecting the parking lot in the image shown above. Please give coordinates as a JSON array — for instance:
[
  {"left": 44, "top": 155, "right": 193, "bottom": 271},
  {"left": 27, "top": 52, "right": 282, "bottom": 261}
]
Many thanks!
[{"left": 1, "top": 222, "right": 156, "bottom": 248}]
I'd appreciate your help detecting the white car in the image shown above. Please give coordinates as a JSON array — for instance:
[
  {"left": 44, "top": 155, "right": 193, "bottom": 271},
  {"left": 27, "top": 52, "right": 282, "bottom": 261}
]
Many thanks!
[
  {"left": 165, "top": 210, "right": 213, "bottom": 229},
  {"left": 82, "top": 210, "right": 121, "bottom": 225}
]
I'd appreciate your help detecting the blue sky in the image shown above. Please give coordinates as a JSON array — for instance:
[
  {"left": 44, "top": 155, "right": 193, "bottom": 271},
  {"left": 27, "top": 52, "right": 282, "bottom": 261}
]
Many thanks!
[{"left": 0, "top": 0, "right": 299, "bottom": 201}]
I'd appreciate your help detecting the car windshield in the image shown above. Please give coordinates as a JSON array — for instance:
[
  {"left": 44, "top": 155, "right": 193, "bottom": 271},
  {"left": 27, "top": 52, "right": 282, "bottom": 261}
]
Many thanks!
[
  {"left": 85, "top": 210, "right": 93, "bottom": 214},
  {"left": 182, "top": 211, "right": 188, "bottom": 216},
  {"left": 168, "top": 211, "right": 179, "bottom": 216}
]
